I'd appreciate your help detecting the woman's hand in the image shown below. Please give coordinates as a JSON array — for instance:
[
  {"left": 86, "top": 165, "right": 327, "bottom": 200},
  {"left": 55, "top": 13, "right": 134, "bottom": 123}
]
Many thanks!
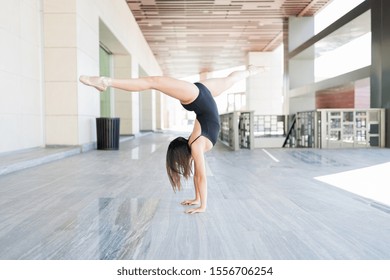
[
  {"left": 181, "top": 199, "right": 200, "bottom": 206},
  {"left": 185, "top": 207, "right": 206, "bottom": 214}
]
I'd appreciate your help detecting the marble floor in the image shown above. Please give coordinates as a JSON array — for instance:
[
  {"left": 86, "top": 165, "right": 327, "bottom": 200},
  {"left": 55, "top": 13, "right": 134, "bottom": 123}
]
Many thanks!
[{"left": 0, "top": 132, "right": 390, "bottom": 260}]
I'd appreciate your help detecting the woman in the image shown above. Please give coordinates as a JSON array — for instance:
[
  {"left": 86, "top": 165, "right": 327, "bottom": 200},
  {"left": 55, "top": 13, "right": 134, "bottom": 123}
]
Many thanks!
[{"left": 79, "top": 65, "right": 261, "bottom": 214}]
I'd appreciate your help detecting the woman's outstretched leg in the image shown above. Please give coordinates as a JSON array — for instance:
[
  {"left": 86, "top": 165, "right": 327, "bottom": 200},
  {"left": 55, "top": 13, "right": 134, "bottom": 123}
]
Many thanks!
[
  {"left": 79, "top": 75, "right": 199, "bottom": 104},
  {"left": 200, "top": 65, "right": 263, "bottom": 97}
]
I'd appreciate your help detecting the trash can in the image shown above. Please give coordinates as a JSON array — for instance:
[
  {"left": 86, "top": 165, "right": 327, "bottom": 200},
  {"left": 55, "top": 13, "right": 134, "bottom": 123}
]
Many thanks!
[{"left": 96, "top": 117, "right": 120, "bottom": 150}]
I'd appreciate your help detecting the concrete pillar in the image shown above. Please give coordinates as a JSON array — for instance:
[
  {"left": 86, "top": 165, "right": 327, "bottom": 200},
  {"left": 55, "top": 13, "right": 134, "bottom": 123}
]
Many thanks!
[
  {"left": 114, "top": 55, "right": 140, "bottom": 135},
  {"left": 139, "top": 89, "right": 156, "bottom": 131},
  {"left": 43, "top": 0, "right": 100, "bottom": 148},
  {"left": 246, "top": 50, "right": 284, "bottom": 115},
  {"left": 155, "top": 91, "right": 164, "bottom": 130},
  {"left": 288, "top": 16, "right": 315, "bottom": 114},
  {"left": 282, "top": 18, "right": 290, "bottom": 115},
  {"left": 370, "top": 0, "right": 390, "bottom": 147},
  {"left": 288, "top": 16, "right": 315, "bottom": 52}
]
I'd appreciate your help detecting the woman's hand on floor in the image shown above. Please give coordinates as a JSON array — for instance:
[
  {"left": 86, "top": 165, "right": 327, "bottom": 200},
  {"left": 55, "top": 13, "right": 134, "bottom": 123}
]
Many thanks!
[
  {"left": 185, "top": 207, "right": 206, "bottom": 214},
  {"left": 181, "top": 199, "right": 200, "bottom": 206}
]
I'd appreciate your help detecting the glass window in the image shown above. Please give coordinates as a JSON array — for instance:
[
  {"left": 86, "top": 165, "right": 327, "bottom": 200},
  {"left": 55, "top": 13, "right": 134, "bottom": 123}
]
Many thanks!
[
  {"left": 315, "top": 0, "right": 366, "bottom": 34},
  {"left": 314, "top": 11, "right": 371, "bottom": 82}
]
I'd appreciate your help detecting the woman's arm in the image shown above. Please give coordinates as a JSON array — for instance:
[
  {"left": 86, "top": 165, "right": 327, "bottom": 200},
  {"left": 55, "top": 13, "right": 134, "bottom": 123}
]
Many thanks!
[
  {"left": 186, "top": 143, "right": 208, "bottom": 214},
  {"left": 181, "top": 177, "right": 200, "bottom": 205}
]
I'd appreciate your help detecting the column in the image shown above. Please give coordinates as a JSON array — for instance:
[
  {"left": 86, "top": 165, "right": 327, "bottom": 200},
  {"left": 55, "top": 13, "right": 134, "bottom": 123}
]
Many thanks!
[
  {"left": 246, "top": 51, "right": 284, "bottom": 115},
  {"left": 44, "top": 0, "right": 101, "bottom": 148},
  {"left": 287, "top": 16, "right": 316, "bottom": 114},
  {"left": 114, "top": 55, "right": 140, "bottom": 135},
  {"left": 44, "top": 0, "right": 79, "bottom": 146},
  {"left": 370, "top": 0, "right": 390, "bottom": 147},
  {"left": 155, "top": 91, "right": 164, "bottom": 130},
  {"left": 139, "top": 89, "right": 156, "bottom": 132}
]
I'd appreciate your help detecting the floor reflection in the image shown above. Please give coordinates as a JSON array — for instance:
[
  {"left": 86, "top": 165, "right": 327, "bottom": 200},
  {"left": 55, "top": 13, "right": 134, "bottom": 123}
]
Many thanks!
[{"left": 98, "top": 197, "right": 159, "bottom": 259}]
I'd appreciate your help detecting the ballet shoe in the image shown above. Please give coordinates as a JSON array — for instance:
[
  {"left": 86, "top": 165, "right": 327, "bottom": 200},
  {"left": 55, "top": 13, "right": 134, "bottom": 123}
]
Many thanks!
[
  {"left": 79, "top": 75, "right": 110, "bottom": 91},
  {"left": 247, "top": 65, "right": 264, "bottom": 76}
]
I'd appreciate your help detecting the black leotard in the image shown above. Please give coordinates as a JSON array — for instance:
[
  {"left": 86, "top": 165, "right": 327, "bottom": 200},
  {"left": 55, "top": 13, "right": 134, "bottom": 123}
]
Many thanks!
[{"left": 182, "top": 82, "right": 220, "bottom": 145}]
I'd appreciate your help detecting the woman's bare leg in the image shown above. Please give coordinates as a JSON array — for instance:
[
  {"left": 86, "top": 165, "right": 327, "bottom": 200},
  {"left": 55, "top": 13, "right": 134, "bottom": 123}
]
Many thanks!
[
  {"left": 80, "top": 65, "right": 262, "bottom": 102},
  {"left": 200, "top": 65, "right": 262, "bottom": 97},
  {"left": 80, "top": 75, "right": 199, "bottom": 104}
]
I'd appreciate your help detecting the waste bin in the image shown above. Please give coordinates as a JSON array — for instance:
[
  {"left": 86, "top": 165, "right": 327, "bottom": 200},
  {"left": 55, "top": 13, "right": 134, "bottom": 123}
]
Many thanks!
[{"left": 96, "top": 117, "right": 120, "bottom": 150}]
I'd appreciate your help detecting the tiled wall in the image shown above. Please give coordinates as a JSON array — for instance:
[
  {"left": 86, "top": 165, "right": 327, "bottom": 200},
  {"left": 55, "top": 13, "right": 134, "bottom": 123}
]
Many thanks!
[
  {"left": 0, "top": 0, "right": 43, "bottom": 153},
  {"left": 0, "top": 0, "right": 162, "bottom": 154},
  {"left": 316, "top": 88, "right": 355, "bottom": 109},
  {"left": 315, "top": 79, "right": 370, "bottom": 109}
]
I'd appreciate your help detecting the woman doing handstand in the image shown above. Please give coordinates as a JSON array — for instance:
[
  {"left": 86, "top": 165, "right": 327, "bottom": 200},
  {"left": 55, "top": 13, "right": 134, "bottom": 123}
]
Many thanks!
[{"left": 79, "top": 66, "right": 261, "bottom": 214}]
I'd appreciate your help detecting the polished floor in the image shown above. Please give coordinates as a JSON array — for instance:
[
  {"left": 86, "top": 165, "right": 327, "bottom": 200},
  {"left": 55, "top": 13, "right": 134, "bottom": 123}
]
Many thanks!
[{"left": 0, "top": 132, "right": 390, "bottom": 260}]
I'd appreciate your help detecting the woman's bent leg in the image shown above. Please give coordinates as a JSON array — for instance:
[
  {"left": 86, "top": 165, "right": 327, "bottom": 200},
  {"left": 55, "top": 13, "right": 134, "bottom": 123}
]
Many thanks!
[{"left": 200, "top": 65, "right": 263, "bottom": 97}]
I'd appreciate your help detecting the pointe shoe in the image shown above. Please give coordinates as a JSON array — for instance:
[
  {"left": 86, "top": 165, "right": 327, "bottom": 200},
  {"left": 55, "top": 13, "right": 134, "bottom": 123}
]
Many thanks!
[
  {"left": 247, "top": 65, "right": 264, "bottom": 76},
  {"left": 79, "top": 75, "right": 110, "bottom": 91}
]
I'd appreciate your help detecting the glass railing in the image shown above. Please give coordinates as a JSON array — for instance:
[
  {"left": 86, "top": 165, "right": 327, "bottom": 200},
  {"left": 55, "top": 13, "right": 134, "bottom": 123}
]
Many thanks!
[
  {"left": 220, "top": 109, "right": 385, "bottom": 149},
  {"left": 286, "top": 109, "right": 385, "bottom": 148},
  {"left": 253, "top": 115, "right": 286, "bottom": 137},
  {"left": 219, "top": 112, "right": 286, "bottom": 150}
]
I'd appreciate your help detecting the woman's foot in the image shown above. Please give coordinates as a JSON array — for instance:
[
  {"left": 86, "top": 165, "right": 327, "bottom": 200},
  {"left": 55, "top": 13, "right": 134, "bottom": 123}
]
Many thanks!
[
  {"left": 247, "top": 65, "right": 264, "bottom": 76},
  {"left": 79, "top": 75, "right": 110, "bottom": 91}
]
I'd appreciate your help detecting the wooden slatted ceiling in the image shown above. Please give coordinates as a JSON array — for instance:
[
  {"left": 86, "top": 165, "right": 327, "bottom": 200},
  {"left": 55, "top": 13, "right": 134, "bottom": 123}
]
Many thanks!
[{"left": 126, "top": 0, "right": 332, "bottom": 77}]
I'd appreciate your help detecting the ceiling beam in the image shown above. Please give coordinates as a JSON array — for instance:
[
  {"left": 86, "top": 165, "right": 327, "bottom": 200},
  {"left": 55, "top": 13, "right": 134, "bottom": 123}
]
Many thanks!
[
  {"left": 297, "top": 0, "right": 319, "bottom": 17},
  {"left": 262, "top": 31, "right": 283, "bottom": 51}
]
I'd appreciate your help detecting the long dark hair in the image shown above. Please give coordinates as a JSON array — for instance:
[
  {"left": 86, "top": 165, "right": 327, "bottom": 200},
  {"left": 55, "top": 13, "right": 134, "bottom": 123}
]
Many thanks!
[{"left": 166, "top": 137, "right": 193, "bottom": 191}]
